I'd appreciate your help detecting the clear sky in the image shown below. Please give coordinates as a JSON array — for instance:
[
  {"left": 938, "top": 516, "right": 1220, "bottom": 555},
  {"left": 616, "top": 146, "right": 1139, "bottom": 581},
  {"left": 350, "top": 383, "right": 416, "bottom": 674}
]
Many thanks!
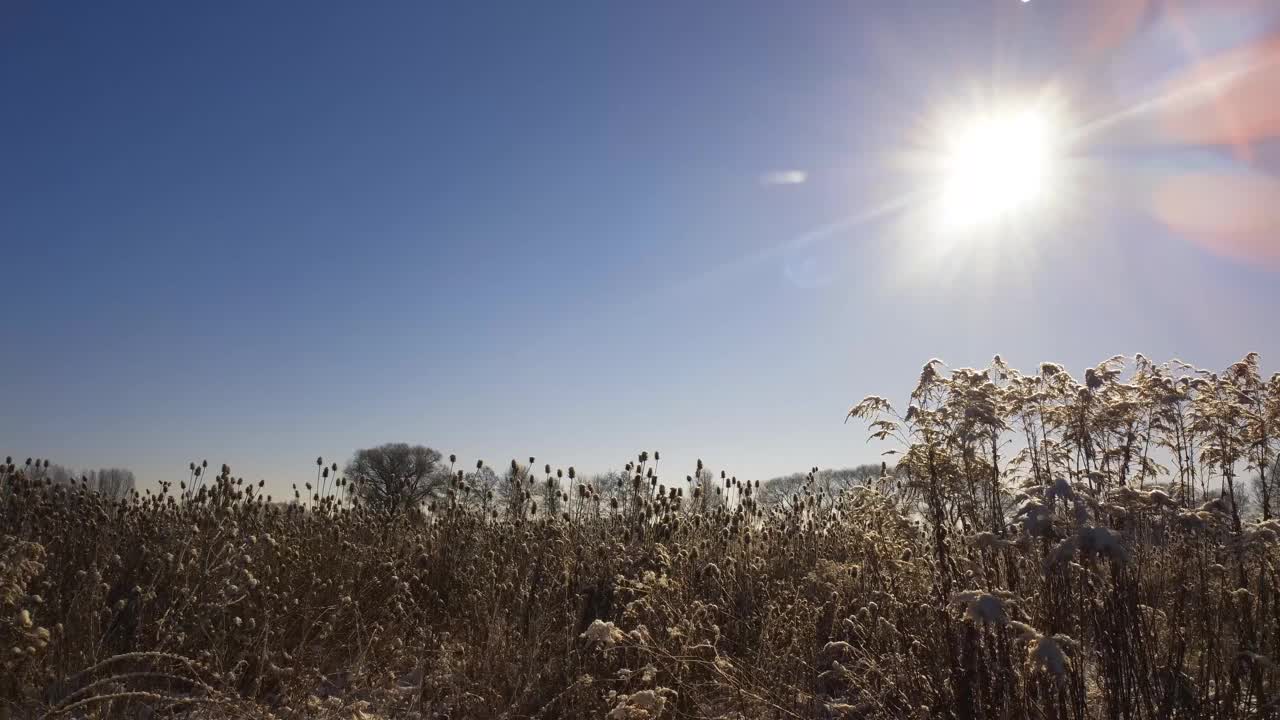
[{"left": 3, "top": 1, "right": 1279, "bottom": 492}]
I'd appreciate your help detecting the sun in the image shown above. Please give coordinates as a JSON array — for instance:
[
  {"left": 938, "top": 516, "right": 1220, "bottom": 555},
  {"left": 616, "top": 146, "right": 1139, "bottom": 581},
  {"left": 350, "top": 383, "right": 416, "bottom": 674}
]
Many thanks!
[
  {"left": 937, "top": 104, "right": 1060, "bottom": 230},
  {"left": 885, "top": 93, "right": 1074, "bottom": 287}
]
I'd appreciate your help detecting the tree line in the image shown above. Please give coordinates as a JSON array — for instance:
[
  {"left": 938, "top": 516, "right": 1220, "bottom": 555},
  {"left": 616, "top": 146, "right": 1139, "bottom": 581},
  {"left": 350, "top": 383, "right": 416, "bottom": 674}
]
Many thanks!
[
  {"left": 3, "top": 457, "right": 135, "bottom": 500},
  {"left": 339, "top": 442, "right": 888, "bottom": 516}
]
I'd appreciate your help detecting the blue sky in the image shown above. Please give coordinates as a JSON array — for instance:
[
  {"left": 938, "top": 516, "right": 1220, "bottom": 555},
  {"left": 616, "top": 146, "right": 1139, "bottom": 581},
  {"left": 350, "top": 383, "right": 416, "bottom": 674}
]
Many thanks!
[{"left": 3, "top": 1, "right": 1279, "bottom": 491}]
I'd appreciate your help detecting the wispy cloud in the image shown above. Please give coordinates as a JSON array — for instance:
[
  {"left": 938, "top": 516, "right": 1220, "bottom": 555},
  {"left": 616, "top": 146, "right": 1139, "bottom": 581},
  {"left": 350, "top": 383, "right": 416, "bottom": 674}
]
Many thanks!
[{"left": 759, "top": 170, "right": 807, "bottom": 186}]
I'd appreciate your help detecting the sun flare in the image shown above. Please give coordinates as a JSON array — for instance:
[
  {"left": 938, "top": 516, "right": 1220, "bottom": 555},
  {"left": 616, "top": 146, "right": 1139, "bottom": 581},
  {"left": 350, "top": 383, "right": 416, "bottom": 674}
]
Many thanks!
[{"left": 938, "top": 104, "right": 1060, "bottom": 230}]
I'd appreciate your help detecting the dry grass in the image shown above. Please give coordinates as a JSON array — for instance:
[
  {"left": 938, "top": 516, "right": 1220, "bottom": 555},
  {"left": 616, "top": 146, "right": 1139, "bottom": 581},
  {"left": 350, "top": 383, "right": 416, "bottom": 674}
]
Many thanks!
[{"left": 2, "top": 353, "right": 1279, "bottom": 719}]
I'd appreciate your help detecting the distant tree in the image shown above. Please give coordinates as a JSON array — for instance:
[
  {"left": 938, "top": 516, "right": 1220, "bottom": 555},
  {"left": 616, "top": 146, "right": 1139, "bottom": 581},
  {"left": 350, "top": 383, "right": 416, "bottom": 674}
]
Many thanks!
[
  {"left": 590, "top": 470, "right": 628, "bottom": 503},
  {"left": 593, "top": 465, "right": 659, "bottom": 513},
  {"left": 687, "top": 465, "right": 728, "bottom": 512},
  {"left": 46, "top": 464, "right": 77, "bottom": 486},
  {"left": 33, "top": 463, "right": 136, "bottom": 499},
  {"left": 463, "top": 464, "right": 501, "bottom": 511},
  {"left": 498, "top": 460, "right": 533, "bottom": 517},
  {"left": 816, "top": 464, "right": 884, "bottom": 494},
  {"left": 345, "top": 443, "right": 447, "bottom": 514},
  {"left": 91, "top": 468, "right": 136, "bottom": 500},
  {"left": 759, "top": 472, "right": 805, "bottom": 506},
  {"left": 759, "top": 464, "right": 889, "bottom": 507},
  {"left": 531, "top": 462, "right": 563, "bottom": 518}
]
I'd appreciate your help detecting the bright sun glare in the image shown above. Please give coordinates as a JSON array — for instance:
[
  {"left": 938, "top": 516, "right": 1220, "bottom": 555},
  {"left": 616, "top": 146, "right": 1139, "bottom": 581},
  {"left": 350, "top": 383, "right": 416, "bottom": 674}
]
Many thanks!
[{"left": 938, "top": 105, "right": 1059, "bottom": 230}]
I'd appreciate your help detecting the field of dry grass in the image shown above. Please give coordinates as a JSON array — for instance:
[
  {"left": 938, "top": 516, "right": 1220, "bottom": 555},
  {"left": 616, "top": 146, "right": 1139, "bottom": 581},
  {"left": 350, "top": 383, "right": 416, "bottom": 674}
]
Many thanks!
[{"left": 3, "top": 354, "right": 1278, "bottom": 719}]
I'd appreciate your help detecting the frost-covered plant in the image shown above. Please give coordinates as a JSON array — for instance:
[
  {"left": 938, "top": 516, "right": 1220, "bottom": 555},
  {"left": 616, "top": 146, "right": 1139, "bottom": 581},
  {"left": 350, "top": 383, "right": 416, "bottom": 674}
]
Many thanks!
[{"left": 0, "top": 354, "right": 1275, "bottom": 718}]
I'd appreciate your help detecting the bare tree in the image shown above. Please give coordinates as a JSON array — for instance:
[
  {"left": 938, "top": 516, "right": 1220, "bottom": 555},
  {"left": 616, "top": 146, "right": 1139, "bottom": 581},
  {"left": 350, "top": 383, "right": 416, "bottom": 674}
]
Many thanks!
[
  {"left": 32, "top": 463, "right": 136, "bottom": 499},
  {"left": 46, "top": 464, "right": 77, "bottom": 486},
  {"left": 759, "top": 464, "right": 888, "bottom": 506},
  {"left": 759, "top": 472, "right": 805, "bottom": 506},
  {"left": 456, "top": 463, "right": 501, "bottom": 512},
  {"left": 346, "top": 443, "right": 446, "bottom": 514},
  {"left": 91, "top": 468, "right": 136, "bottom": 500}
]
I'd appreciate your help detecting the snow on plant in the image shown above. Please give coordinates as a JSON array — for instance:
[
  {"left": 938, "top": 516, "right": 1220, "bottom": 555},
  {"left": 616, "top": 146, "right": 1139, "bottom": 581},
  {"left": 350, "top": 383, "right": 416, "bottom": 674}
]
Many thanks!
[
  {"left": 0, "top": 353, "right": 1275, "bottom": 717},
  {"left": 582, "top": 619, "right": 626, "bottom": 649}
]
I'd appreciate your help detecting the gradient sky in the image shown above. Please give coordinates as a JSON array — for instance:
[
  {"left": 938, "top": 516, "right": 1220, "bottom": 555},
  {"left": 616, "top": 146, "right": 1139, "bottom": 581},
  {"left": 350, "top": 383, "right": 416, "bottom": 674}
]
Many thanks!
[{"left": 3, "top": 1, "right": 1279, "bottom": 492}]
